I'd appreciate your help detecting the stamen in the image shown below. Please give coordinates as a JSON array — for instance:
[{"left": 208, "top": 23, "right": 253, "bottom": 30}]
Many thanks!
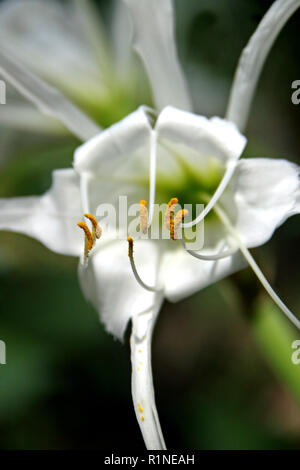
[
  {"left": 84, "top": 213, "right": 102, "bottom": 239},
  {"left": 164, "top": 197, "right": 178, "bottom": 230},
  {"left": 127, "top": 237, "right": 161, "bottom": 293},
  {"left": 171, "top": 209, "right": 189, "bottom": 240},
  {"left": 139, "top": 200, "right": 148, "bottom": 234}
]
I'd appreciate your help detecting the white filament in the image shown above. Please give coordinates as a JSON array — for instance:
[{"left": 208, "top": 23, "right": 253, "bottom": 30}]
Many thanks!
[
  {"left": 129, "top": 247, "right": 161, "bottom": 293},
  {"left": 214, "top": 203, "right": 300, "bottom": 330},
  {"left": 80, "top": 173, "right": 91, "bottom": 215},
  {"left": 181, "top": 239, "right": 237, "bottom": 261},
  {"left": 148, "top": 130, "right": 157, "bottom": 226}
]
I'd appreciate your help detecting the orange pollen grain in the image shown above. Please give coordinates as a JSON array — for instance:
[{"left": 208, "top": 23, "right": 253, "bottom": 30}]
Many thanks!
[
  {"left": 77, "top": 222, "right": 94, "bottom": 250},
  {"left": 164, "top": 197, "right": 178, "bottom": 229},
  {"left": 139, "top": 200, "right": 148, "bottom": 234},
  {"left": 172, "top": 209, "right": 189, "bottom": 240},
  {"left": 84, "top": 213, "right": 102, "bottom": 239}
]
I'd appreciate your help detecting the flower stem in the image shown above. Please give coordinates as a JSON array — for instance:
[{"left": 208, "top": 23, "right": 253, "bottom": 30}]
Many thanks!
[{"left": 130, "top": 311, "right": 166, "bottom": 450}]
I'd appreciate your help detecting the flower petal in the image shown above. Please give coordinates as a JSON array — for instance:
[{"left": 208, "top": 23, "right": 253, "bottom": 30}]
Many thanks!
[
  {"left": 0, "top": 47, "right": 101, "bottom": 141},
  {"left": 156, "top": 106, "right": 247, "bottom": 167},
  {"left": 226, "top": 0, "right": 300, "bottom": 131},
  {"left": 163, "top": 247, "right": 245, "bottom": 302},
  {"left": 0, "top": 0, "right": 106, "bottom": 91},
  {"left": 0, "top": 169, "right": 82, "bottom": 256},
  {"left": 122, "top": 0, "right": 191, "bottom": 111},
  {"left": 221, "top": 158, "right": 300, "bottom": 248},
  {"left": 0, "top": 103, "right": 65, "bottom": 134},
  {"left": 74, "top": 106, "right": 153, "bottom": 176},
  {"left": 78, "top": 239, "right": 162, "bottom": 340}
]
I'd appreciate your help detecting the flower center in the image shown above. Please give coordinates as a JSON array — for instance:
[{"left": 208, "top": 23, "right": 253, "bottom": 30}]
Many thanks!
[{"left": 153, "top": 154, "right": 223, "bottom": 224}]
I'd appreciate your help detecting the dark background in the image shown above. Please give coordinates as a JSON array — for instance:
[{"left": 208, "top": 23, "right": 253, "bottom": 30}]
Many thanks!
[{"left": 0, "top": 0, "right": 299, "bottom": 449}]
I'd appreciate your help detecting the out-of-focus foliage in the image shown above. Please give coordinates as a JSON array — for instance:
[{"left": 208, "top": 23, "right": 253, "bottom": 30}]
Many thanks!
[{"left": 0, "top": 0, "right": 299, "bottom": 449}]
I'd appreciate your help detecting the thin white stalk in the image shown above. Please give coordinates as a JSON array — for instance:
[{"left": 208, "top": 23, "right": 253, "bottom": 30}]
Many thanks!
[
  {"left": 131, "top": 311, "right": 166, "bottom": 450},
  {"left": 80, "top": 173, "right": 91, "bottom": 215},
  {"left": 214, "top": 203, "right": 300, "bottom": 330},
  {"left": 128, "top": 238, "right": 162, "bottom": 293},
  {"left": 182, "top": 159, "right": 238, "bottom": 228},
  {"left": 226, "top": 0, "right": 300, "bottom": 132},
  {"left": 0, "top": 47, "right": 101, "bottom": 141},
  {"left": 181, "top": 239, "right": 237, "bottom": 261},
  {"left": 148, "top": 130, "right": 157, "bottom": 226},
  {"left": 237, "top": 243, "right": 300, "bottom": 330}
]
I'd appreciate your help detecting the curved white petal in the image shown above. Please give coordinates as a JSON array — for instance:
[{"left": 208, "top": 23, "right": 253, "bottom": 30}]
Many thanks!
[
  {"left": 122, "top": 0, "right": 191, "bottom": 111},
  {"left": 0, "top": 0, "right": 106, "bottom": 90},
  {"left": 0, "top": 104, "right": 65, "bottom": 134},
  {"left": 221, "top": 158, "right": 300, "bottom": 248},
  {"left": 0, "top": 169, "right": 82, "bottom": 256},
  {"left": 0, "top": 47, "right": 101, "bottom": 141},
  {"left": 163, "top": 247, "right": 245, "bottom": 302},
  {"left": 78, "top": 239, "right": 162, "bottom": 340},
  {"left": 131, "top": 306, "right": 166, "bottom": 450},
  {"left": 226, "top": 0, "right": 300, "bottom": 131},
  {"left": 156, "top": 106, "right": 247, "bottom": 165},
  {"left": 74, "top": 106, "right": 152, "bottom": 175}
]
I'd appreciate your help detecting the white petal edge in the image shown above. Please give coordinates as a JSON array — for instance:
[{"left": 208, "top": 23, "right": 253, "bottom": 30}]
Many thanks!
[
  {"left": 73, "top": 106, "right": 153, "bottom": 175},
  {"left": 122, "top": 0, "right": 192, "bottom": 112},
  {"left": 0, "top": 169, "right": 83, "bottom": 256},
  {"left": 226, "top": 0, "right": 300, "bottom": 131},
  {"left": 0, "top": 47, "right": 101, "bottom": 141}
]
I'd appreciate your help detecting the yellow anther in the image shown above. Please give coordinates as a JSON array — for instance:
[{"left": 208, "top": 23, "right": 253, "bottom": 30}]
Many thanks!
[
  {"left": 141, "top": 416, "right": 145, "bottom": 422},
  {"left": 128, "top": 236, "right": 134, "bottom": 257},
  {"left": 77, "top": 222, "right": 94, "bottom": 250},
  {"left": 139, "top": 200, "right": 148, "bottom": 234},
  {"left": 164, "top": 197, "right": 178, "bottom": 229},
  {"left": 84, "top": 213, "right": 102, "bottom": 239},
  {"left": 171, "top": 209, "right": 189, "bottom": 240}
]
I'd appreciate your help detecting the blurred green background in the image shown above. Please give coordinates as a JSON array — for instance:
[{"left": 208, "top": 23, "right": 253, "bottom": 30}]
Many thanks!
[{"left": 0, "top": 0, "right": 299, "bottom": 450}]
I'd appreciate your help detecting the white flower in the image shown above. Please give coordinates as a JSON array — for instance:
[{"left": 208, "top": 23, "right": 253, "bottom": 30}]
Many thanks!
[{"left": 0, "top": 0, "right": 299, "bottom": 450}]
